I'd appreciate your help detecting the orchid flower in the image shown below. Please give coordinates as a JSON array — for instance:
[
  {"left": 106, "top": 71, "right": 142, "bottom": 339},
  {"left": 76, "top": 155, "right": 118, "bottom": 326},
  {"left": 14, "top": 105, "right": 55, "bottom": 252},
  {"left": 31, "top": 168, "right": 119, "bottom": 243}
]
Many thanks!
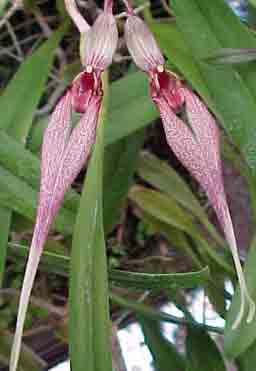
[
  {"left": 10, "top": 2, "right": 118, "bottom": 370},
  {"left": 123, "top": 3, "right": 255, "bottom": 329}
]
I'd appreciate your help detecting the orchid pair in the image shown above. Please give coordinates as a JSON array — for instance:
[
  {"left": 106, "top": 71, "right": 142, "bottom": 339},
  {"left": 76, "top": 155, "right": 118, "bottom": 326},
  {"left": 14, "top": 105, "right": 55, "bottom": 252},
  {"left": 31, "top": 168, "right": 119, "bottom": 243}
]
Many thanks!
[{"left": 10, "top": 0, "right": 255, "bottom": 370}]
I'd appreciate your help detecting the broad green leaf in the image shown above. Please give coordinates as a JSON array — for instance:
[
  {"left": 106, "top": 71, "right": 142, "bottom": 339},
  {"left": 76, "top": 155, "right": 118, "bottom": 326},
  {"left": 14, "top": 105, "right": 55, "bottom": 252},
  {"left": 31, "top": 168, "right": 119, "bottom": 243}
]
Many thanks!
[
  {"left": 186, "top": 327, "right": 226, "bottom": 371},
  {"left": 129, "top": 185, "right": 199, "bottom": 236},
  {"left": 224, "top": 237, "right": 256, "bottom": 357},
  {"left": 139, "top": 317, "right": 186, "bottom": 371},
  {"left": 171, "top": 0, "right": 256, "bottom": 173},
  {"left": 106, "top": 95, "right": 157, "bottom": 145},
  {"left": 129, "top": 186, "right": 234, "bottom": 275},
  {"left": 103, "top": 129, "right": 145, "bottom": 232},
  {"left": 137, "top": 152, "right": 224, "bottom": 246},
  {"left": 69, "top": 75, "right": 112, "bottom": 371},
  {"left": 0, "top": 330, "right": 46, "bottom": 371},
  {"left": 0, "top": 25, "right": 67, "bottom": 284},
  {"left": 109, "top": 70, "right": 149, "bottom": 111}
]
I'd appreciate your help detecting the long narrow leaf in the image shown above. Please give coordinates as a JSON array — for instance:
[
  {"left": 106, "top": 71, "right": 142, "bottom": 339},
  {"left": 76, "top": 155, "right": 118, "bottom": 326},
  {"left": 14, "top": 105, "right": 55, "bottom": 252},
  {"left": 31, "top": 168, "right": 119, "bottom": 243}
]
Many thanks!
[
  {"left": 69, "top": 75, "right": 112, "bottom": 371},
  {"left": 9, "top": 243, "right": 209, "bottom": 290}
]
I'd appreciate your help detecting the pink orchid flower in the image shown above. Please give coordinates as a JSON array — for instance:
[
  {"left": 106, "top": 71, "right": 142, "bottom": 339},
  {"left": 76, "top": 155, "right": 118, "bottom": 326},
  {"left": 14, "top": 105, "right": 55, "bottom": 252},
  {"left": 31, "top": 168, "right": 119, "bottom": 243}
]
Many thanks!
[
  {"left": 123, "top": 4, "right": 255, "bottom": 329},
  {"left": 10, "top": 2, "right": 118, "bottom": 370}
]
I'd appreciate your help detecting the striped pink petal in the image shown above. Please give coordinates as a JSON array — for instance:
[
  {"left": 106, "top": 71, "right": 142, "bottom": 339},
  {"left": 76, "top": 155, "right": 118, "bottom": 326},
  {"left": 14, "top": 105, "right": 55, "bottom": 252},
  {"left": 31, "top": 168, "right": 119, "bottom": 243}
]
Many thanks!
[
  {"left": 82, "top": 12, "right": 118, "bottom": 71},
  {"left": 154, "top": 87, "right": 255, "bottom": 329},
  {"left": 10, "top": 91, "right": 102, "bottom": 371}
]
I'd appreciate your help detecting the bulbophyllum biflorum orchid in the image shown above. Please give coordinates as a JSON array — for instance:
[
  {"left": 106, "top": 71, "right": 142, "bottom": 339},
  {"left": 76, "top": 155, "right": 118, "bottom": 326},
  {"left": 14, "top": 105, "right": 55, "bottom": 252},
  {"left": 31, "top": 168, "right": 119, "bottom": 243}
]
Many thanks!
[
  {"left": 10, "top": 2, "right": 118, "bottom": 371},
  {"left": 123, "top": 1, "right": 255, "bottom": 329}
]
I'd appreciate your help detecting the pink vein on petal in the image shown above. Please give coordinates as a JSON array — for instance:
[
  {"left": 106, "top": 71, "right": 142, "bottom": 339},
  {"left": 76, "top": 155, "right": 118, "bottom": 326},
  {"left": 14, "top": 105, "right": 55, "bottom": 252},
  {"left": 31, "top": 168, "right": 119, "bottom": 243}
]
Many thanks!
[{"left": 83, "top": 13, "right": 118, "bottom": 71}]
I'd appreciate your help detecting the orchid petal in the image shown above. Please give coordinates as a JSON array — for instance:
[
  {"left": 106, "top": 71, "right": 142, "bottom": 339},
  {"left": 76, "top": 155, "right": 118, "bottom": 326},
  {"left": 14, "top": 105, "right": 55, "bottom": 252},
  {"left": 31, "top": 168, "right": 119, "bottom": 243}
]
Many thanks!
[
  {"left": 156, "top": 90, "right": 255, "bottom": 329},
  {"left": 124, "top": 16, "right": 164, "bottom": 72},
  {"left": 82, "top": 13, "right": 118, "bottom": 71},
  {"left": 10, "top": 93, "right": 101, "bottom": 371},
  {"left": 41, "top": 90, "right": 72, "bottom": 194}
]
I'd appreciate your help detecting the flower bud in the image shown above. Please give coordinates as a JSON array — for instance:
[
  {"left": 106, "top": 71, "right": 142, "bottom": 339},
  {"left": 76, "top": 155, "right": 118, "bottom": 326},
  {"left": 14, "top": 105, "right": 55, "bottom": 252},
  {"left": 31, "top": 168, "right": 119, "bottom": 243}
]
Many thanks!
[{"left": 82, "top": 12, "right": 118, "bottom": 71}]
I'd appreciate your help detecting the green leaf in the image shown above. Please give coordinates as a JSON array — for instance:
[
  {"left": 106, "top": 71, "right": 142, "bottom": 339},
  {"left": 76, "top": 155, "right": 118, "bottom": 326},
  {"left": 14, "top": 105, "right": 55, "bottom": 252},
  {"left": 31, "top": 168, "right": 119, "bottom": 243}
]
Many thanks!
[
  {"left": 0, "top": 165, "right": 75, "bottom": 236},
  {"left": 106, "top": 71, "right": 157, "bottom": 145},
  {"left": 186, "top": 327, "right": 226, "bottom": 371},
  {"left": 224, "top": 236, "right": 256, "bottom": 357},
  {"left": 69, "top": 75, "right": 112, "bottom": 371},
  {"left": 129, "top": 185, "right": 199, "bottom": 236},
  {"left": 0, "top": 24, "right": 67, "bottom": 139},
  {"left": 0, "top": 129, "right": 79, "bottom": 213},
  {"left": 171, "top": 0, "right": 256, "bottom": 173},
  {"left": 110, "top": 266, "right": 209, "bottom": 290},
  {"left": 103, "top": 129, "right": 145, "bottom": 232},
  {"left": 139, "top": 317, "right": 186, "bottom": 371},
  {"left": 0, "top": 25, "right": 66, "bottom": 284},
  {"left": 8, "top": 243, "right": 209, "bottom": 290},
  {"left": 105, "top": 94, "right": 157, "bottom": 146}
]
